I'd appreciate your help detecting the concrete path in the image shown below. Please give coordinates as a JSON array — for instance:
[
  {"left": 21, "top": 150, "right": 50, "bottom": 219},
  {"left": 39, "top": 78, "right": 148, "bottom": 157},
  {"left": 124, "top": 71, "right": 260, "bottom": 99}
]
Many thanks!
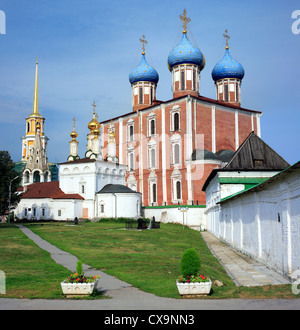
[
  {"left": 0, "top": 225, "right": 298, "bottom": 311},
  {"left": 201, "top": 232, "right": 290, "bottom": 287}
]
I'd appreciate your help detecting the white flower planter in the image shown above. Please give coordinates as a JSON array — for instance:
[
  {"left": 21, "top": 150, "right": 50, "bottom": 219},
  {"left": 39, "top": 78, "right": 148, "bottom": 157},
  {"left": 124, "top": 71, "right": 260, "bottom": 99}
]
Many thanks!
[
  {"left": 61, "top": 279, "right": 99, "bottom": 297},
  {"left": 176, "top": 280, "right": 212, "bottom": 296}
]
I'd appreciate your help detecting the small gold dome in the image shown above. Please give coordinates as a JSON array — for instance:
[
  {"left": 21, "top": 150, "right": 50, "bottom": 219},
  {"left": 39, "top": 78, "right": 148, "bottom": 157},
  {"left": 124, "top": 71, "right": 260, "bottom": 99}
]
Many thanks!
[
  {"left": 88, "top": 101, "right": 100, "bottom": 132},
  {"left": 70, "top": 130, "right": 78, "bottom": 139}
]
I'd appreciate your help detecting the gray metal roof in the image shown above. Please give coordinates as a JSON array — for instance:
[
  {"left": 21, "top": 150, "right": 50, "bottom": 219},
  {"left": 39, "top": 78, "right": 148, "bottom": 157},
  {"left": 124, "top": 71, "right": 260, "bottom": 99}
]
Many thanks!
[{"left": 97, "top": 184, "right": 136, "bottom": 194}]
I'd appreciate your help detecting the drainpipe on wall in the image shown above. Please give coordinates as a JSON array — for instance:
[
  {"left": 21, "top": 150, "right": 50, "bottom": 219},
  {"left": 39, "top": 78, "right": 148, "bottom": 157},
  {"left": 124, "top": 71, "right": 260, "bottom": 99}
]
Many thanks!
[{"left": 112, "top": 193, "right": 117, "bottom": 218}]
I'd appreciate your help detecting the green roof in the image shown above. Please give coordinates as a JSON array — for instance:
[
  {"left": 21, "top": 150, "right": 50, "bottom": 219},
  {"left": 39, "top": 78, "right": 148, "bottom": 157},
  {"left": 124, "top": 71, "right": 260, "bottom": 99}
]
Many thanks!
[{"left": 218, "top": 177, "right": 270, "bottom": 185}]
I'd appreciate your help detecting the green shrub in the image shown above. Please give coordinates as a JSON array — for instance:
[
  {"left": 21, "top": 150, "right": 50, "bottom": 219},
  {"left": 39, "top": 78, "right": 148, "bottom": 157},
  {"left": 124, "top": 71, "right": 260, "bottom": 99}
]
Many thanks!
[
  {"left": 76, "top": 260, "right": 83, "bottom": 276},
  {"left": 180, "top": 248, "right": 200, "bottom": 277}
]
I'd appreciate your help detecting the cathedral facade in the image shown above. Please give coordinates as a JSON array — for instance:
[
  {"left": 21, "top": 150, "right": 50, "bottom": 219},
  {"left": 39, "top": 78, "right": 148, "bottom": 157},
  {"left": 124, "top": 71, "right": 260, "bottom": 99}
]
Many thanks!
[{"left": 101, "top": 11, "right": 262, "bottom": 207}]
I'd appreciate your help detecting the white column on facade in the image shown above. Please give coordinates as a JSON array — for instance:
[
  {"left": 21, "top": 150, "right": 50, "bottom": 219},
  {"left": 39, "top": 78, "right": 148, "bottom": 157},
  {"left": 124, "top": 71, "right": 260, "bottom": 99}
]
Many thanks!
[
  {"left": 255, "top": 194, "right": 262, "bottom": 258},
  {"left": 212, "top": 106, "right": 216, "bottom": 153},
  {"left": 138, "top": 111, "right": 144, "bottom": 204},
  {"left": 194, "top": 100, "right": 197, "bottom": 148},
  {"left": 286, "top": 185, "right": 292, "bottom": 276},
  {"left": 256, "top": 113, "right": 262, "bottom": 137},
  {"left": 251, "top": 114, "right": 254, "bottom": 132},
  {"left": 235, "top": 110, "right": 239, "bottom": 150},
  {"left": 186, "top": 96, "right": 193, "bottom": 203},
  {"left": 161, "top": 104, "right": 167, "bottom": 204},
  {"left": 119, "top": 118, "right": 123, "bottom": 164}
]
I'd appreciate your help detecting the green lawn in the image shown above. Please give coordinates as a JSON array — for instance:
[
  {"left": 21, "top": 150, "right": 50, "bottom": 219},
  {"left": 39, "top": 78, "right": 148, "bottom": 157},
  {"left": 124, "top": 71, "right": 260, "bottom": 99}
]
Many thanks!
[
  {"left": 0, "top": 225, "right": 70, "bottom": 299},
  {"left": 21, "top": 221, "right": 296, "bottom": 299}
]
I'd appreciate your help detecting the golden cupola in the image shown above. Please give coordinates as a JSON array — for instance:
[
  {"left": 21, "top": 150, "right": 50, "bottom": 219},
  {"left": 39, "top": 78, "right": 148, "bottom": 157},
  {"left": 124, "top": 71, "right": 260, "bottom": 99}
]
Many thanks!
[{"left": 88, "top": 101, "right": 100, "bottom": 133}]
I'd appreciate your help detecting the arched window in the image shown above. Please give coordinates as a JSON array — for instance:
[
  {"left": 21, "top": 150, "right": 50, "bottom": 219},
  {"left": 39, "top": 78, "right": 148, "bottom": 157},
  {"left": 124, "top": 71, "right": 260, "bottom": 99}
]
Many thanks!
[
  {"left": 150, "top": 119, "right": 155, "bottom": 135},
  {"left": 224, "top": 84, "right": 229, "bottom": 102},
  {"left": 25, "top": 172, "right": 30, "bottom": 184},
  {"left": 152, "top": 183, "right": 157, "bottom": 203},
  {"left": 129, "top": 125, "right": 134, "bottom": 141},
  {"left": 180, "top": 71, "right": 185, "bottom": 90},
  {"left": 150, "top": 149, "right": 156, "bottom": 168},
  {"left": 174, "top": 112, "right": 179, "bottom": 131},
  {"left": 139, "top": 87, "right": 143, "bottom": 104},
  {"left": 129, "top": 152, "right": 134, "bottom": 171},
  {"left": 174, "top": 144, "right": 180, "bottom": 164},
  {"left": 27, "top": 122, "right": 30, "bottom": 133},
  {"left": 176, "top": 181, "right": 181, "bottom": 200},
  {"left": 33, "top": 171, "right": 40, "bottom": 183}
]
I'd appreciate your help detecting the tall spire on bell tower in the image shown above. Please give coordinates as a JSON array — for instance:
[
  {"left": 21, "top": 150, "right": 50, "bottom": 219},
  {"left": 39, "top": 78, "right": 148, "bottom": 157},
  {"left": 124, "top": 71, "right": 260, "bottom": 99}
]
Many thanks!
[
  {"left": 32, "top": 57, "right": 39, "bottom": 116},
  {"left": 21, "top": 58, "right": 49, "bottom": 162}
]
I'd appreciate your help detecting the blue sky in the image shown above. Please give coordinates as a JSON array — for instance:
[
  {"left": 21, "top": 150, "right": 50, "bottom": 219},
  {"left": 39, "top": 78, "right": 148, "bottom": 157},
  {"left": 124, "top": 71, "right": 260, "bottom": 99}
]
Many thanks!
[{"left": 0, "top": 0, "right": 299, "bottom": 165}]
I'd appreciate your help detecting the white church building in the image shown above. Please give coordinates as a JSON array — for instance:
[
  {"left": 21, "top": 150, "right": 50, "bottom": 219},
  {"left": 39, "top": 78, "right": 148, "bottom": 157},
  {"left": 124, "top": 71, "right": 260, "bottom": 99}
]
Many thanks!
[{"left": 15, "top": 61, "right": 142, "bottom": 221}]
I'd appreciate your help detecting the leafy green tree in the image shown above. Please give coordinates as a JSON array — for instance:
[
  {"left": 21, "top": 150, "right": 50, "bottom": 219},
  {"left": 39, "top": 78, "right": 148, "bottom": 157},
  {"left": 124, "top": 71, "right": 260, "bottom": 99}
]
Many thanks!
[{"left": 0, "top": 151, "right": 21, "bottom": 217}]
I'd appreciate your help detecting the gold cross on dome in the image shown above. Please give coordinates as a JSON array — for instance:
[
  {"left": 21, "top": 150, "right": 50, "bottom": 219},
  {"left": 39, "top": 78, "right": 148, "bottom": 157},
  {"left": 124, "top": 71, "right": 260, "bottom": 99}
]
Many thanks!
[
  {"left": 180, "top": 9, "right": 191, "bottom": 33},
  {"left": 223, "top": 29, "right": 230, "bottom": 49},
  {"left": 139, "top": 35, "right": 148, "bottom": 55},
  {"left": 73, "top": 117, "right": 76, "bottom": 128},
  {"left": 92, "top": 101, "right": 96, "bottom": 114}
]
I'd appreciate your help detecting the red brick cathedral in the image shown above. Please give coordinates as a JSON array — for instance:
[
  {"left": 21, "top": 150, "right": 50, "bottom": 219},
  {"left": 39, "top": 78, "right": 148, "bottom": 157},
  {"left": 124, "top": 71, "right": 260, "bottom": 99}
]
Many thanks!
[{"left": 101, "top": 10, "right": 262, "bottom": 206}]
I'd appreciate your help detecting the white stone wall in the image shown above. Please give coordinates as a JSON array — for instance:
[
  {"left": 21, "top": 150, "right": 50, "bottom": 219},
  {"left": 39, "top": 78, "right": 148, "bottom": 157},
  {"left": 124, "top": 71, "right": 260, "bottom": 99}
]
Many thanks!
[
  {"left": 144, "top": 206, "right": 206, "bottom": 231},
  {"left": 15, "top": 198, "right": 83, "bottom": 221},
  {"left": 206, "top": 167, "right": 300, "bottom": 279},
  {"left": 97, "top": 193, "right": 142, "bottom": 218}
]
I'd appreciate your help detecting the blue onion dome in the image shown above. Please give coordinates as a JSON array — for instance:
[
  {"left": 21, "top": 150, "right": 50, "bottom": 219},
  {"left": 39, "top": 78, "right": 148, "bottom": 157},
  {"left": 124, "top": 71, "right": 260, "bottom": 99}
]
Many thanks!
[
  {"left": 129, "top": 53, "right": 159, "bottom": 85},
  {"left": 212, "top": 46, "right": 245, "bottom": 82},
  {"left": 168, "top": 32, "right": 205, "bottom": 72}
]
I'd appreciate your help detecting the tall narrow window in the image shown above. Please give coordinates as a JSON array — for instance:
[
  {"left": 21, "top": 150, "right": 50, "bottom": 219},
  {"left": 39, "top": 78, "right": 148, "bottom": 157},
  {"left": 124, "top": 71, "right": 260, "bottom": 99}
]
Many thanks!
[
  {"left": 139, "top": 87, "right": 143, "bottom": 104},
  {"left": 174, "top": 144, "right": 180, "bottom": 164},
  {"left": 129, "top": 125, "right": 134, "bottom": 141},
  {"left": 174, "top": 112, "right": 180, "bottom": 131},
  {"left": 150, "top": 87, "right": 153, "bottom": 103},
  {"left": 224, "top": 84, "right": 229, "bottom": 102},
  {"left": 176, "top": 181, "right": 181, "bottom": 200},
  {"left": 150, "top": 119, "right": 155, "bottom": 135},
  {"left": 236, "top": 82, "right": 239, "bottom": 102},
  {"left": 150, "top": 149, "right": 156, "bottom": 168},
  {"left": 129, "top": 153, "right": 134, "bottom": 171},
  {"left": 193, "top": 70, "right": 196, "bottom": 90},
  {"left": 181, "top": 71, "right": 185, "bottom": 90},
  {"left": 152, "top": 183, "right": 157, "bottom": 203}
]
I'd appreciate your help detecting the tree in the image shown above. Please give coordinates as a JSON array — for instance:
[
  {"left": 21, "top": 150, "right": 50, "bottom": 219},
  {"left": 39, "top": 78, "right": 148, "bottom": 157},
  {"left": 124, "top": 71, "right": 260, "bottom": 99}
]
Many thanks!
[{"left": 0, "top": 151, "right": 21, "bottom": 217}]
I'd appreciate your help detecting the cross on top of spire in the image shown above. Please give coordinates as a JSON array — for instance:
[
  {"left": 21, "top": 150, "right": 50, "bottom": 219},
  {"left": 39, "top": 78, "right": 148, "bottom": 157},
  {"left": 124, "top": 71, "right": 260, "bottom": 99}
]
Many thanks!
[
  {"left": 139, "top": 35, "right": 148, "bottom": 55},
  {"left": 92, "top": 101, "right": 96, "bottom": 114},
  {"left": 223, "top": 29, "right": 230, "bottom": 49},
  {"left": 180, "top": 9, "right": 191, "bottom": 34}
]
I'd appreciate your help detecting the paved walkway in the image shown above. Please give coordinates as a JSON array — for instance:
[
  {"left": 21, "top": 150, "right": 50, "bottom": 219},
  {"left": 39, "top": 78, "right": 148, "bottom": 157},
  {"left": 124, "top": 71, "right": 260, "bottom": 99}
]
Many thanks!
[
  {"left": 201, "top": 232, "right": 290, "bottom": 287},
  {"left": 0, "top": 225, "right": 297, "bottom": 310}
]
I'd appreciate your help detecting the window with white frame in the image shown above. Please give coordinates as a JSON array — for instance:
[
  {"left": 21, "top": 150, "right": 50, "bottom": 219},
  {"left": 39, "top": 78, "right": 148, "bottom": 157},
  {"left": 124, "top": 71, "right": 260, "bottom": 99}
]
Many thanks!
[
  {"left": 128, "top": 124, "right": 134, "bottom": 142},
  {"left": 173, "top": 143, "right": 180, "bottom": 165},
  {"left": 171, "top": 168, "right": 182, "bottom": 203},
  {"left": 170, "top": 108, "right": 180, "bottom": 132},
  {"left": 149, "top": 182, "right": 157, "bottom": 204},
  {"left": 128, "top": 151, "right": 134, "bottom": 171},
  {"left": 176, "top": 180, "right": 181, "bottom": 200},
  {"left": 149, "top": 148, "right": 156, "bottom": 169},
  {"left": 150, "top": 119, "right": 155, "bottom": 136}
]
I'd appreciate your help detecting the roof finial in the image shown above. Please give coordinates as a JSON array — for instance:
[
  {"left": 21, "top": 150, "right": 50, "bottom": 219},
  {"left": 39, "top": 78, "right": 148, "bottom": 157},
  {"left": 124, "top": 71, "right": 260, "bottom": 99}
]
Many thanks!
[
  {"left": 180, "top": 9, "right": 191, "bottom": 34},
  {"left": 92, "top": 101, "right": 96, "bottom": 115},
  {"left": 139, "top": 35, "right": 148, "bottom": 55},
  {"left": 223, "top": 29, "right": 230, "bottom": 49}
]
